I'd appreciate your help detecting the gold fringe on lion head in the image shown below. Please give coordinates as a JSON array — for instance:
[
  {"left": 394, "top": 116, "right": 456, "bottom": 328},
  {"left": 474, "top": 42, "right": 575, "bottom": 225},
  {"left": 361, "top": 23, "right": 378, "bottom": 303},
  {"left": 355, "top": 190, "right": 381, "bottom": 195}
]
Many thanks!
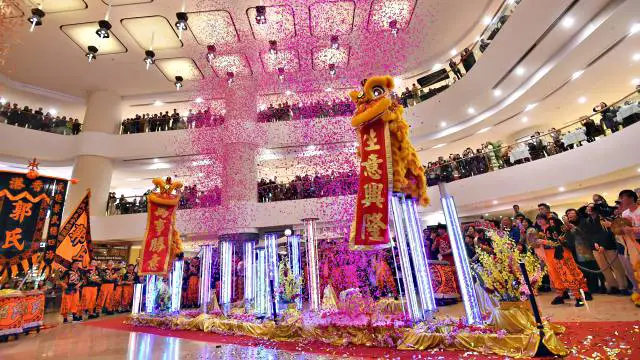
[{"left": 350, "top": 76, "right": 429, "bottom": 206}]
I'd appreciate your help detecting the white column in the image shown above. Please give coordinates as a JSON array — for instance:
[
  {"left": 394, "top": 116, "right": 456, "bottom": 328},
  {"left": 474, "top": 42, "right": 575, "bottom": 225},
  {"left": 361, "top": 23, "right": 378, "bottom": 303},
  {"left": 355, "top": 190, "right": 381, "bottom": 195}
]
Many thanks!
[{"left": 65, "top": 155, "right": 113, "bottom": 218}]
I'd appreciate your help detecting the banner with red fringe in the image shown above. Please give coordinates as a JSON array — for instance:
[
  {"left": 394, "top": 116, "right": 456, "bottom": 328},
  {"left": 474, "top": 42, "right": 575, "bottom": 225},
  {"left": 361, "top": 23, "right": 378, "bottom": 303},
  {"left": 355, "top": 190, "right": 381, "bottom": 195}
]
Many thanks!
[
  {"left": 350, "top": 120, "right": 393, "bottom": 250},
  {"left": 53, "top": 190, "right": 92, "bottom": 270},
  {"left": 0, "top": 171, "right": 60, "bottom": 281}
]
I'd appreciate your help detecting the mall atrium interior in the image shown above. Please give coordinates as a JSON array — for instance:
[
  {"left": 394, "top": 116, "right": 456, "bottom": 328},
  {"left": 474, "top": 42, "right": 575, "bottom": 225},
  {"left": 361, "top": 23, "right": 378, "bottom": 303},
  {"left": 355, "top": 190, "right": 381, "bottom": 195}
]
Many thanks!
[{"left": 1, "top": 0, "right": 640, "bottom": 359}]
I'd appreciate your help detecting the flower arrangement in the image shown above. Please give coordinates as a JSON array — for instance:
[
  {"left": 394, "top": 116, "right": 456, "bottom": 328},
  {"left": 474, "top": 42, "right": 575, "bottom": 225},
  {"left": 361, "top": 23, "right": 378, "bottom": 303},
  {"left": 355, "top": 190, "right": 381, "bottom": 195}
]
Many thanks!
[
  {"left": 475, "top": 230, "right": 545, "bottom": 302},
  {"left": 277, "top": 257, "right": 303, "bottom": 303}
]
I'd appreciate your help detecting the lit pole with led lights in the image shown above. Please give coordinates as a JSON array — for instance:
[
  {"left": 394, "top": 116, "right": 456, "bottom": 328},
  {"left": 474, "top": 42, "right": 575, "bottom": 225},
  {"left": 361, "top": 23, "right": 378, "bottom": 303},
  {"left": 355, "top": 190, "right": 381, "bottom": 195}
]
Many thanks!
[
  {"left": 301, "top": 218, "right": 321, "bottom": 312},
  {"left": 169, "top": 260, "right": 184, "bottom": 312},
  {"left": 199, "top": 244, "right": 214, "bottom": 313},
  {"left": 438, "top": 182, "right": 482, "bottom": 324}
]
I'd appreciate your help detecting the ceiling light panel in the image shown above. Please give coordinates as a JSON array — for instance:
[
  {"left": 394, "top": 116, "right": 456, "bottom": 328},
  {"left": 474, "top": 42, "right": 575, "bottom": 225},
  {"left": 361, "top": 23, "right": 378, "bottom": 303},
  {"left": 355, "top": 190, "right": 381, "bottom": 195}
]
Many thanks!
[
  {"left": 188, "top": 10, "right": 238, "bottom": 46},
  {"left": 260, "top": 49, "right": 300, "bottom": 72},
  {"left": 61, "top": 22, "right": 127, "bottom": 55},
  {"left": 101, "top": 0, "right": 153, "bottom": 5},
  {"left": 367, "top": 0, "right": 417, "bottom": 31},
  {"left": 312, "top": 46, "right": 350, "bottom": 70},
  {"left": 210, "top": 54, "right": 252, "bottom": 77},
  {"left": 309, "top": 1, "right": 355, "bottom": 37},
  {"left": 121, "top": 16, "right": 182, "bottom": 51},
  {"left": 29, "top": 0, "right": 87, "bottom": 13},
  {"left": 155, "top": 58, "right": 203, "bottom": 81},
  {"left": 247, "top": 5, "right": 296, "bottom": 41}
]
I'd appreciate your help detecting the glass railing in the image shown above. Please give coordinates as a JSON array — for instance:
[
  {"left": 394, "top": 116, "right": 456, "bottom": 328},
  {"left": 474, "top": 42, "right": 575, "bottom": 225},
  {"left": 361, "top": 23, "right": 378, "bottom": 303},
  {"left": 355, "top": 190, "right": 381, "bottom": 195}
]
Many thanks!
[
  {"left": 257, "top": 174, "right": 358, "bottom": 203},
  {"left": 106, "top": 188, "right": 222, "bottom": 215},
  {"left": 425, "top": 89, "right": 640, "bottom": 185},
  {"left": 400, "top": 0, "right": 521, "bottom": 108},
  {"left": 0, "top": 104, "right": 82, "bottom": 135}
]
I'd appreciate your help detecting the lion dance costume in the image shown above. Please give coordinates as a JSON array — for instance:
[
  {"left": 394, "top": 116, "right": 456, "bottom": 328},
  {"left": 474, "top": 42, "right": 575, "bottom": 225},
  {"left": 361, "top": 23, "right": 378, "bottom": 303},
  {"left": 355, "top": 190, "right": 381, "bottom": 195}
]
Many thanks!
[{"left": 350, "top": 76, "right": 428, "bottom": 206}]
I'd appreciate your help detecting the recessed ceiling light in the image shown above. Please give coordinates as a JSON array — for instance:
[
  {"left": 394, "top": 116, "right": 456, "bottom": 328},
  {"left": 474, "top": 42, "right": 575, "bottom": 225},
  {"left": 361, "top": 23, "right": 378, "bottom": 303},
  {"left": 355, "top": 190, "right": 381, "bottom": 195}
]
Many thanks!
[
  {"left": 432, "top": 143, "right": 447, "bottom": 149},
  {"left": 561, "top": 16, "right": 575, "bottom": 28},
  {"left": 558, "top": 186, "right": 565, "bottom": 192},
  {"left": 153, "top": 100, "right": 163, "bottom": 106},
  {"left": 633, "top": 53, "right": 640, "bottom": 61},
  {"left": 467, "top": 107, "right": 476, "bottom": 114},
  {"left": 49, "top": 108, "right": 57, "bottom": 115},
  {"left": 632, "top": 78, "right": 640, "bottom": 86},
  {"left": 492, "top": 200, "right": 498, "bottom": 205},
  {"left": 194, "top": 97, "right": 203, "bottom": 103},
  {"left": 450, "top": 48, "right": 457, "bottom": 56},
  {"left": 484, "top": 213, "right": 489, "bottom": 217},
  {"left": 524, "top": 103, "right": 537, "bottom": 112},
  {"left": 577, "top": 96, "right": 587, "bottom": 104},
  {"left": 630, "top": 23, "right": 640, "bottom": 34},
  {"left": 440, "top": 121, "right": 447, "bottom": 128},
  {"left": 515, "top": 67, "right": 525, "bottom": 76},
  {"left": 153, "top": 158, "right": 160, "bottom": 163},
  {"left": 393, "top": 77, "right": 402, "bottom": 84},
  {"left": 521, "top": 116, "right": 528, "bottom": 123},
  {"left": 571, "top": 70, "right": 584, "bottom": 80},
  {"left": 493, "top": 89, "right": 502, "bottom": 97},
  {"left": 477, "top": 127, "right": 491, "bottom": 134},
  {"left": 432, "top": 63, "right": 442, "bottom": 71},
  {"left": 483, "top": 16, "right": 492, "bottom": 25}
]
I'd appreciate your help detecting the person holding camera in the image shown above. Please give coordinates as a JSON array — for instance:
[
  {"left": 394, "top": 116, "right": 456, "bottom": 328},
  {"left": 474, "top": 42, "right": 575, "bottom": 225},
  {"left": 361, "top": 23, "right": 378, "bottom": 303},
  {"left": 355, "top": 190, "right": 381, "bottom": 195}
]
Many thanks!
[{"left": 581, "top": 203, "right": 631, "bottom": 295}]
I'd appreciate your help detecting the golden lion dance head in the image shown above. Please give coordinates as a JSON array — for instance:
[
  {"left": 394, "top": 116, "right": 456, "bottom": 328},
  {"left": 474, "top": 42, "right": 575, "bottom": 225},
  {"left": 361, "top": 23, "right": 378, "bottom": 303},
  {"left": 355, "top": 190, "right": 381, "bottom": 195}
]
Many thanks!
[
  {"left": 349, "top": 76, "right": 397, "bottom": 128},
  {"left": 348, "top": 76, "right": 429, "bottom": 206}
]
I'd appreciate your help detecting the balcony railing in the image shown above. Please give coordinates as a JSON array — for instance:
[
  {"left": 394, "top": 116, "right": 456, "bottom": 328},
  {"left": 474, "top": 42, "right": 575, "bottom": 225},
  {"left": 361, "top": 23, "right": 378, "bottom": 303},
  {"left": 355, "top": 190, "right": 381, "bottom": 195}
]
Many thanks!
[{"left": 425, "top": 90, "right": 640, "bottom": 185}]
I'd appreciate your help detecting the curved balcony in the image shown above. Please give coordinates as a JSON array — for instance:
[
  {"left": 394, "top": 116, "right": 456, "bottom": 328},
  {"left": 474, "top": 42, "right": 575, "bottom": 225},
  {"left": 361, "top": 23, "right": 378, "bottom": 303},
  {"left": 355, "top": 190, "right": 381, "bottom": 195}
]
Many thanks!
[{"left": 92, "top": 116, "right": 640, "bottom": 241}]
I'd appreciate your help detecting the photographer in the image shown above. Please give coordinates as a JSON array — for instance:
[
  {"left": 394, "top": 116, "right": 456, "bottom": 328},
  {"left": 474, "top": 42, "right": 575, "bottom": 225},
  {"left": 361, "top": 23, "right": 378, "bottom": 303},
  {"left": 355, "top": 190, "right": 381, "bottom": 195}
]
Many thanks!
[{"left": 580, "top": 203, "right": 631, "bottom": 295}]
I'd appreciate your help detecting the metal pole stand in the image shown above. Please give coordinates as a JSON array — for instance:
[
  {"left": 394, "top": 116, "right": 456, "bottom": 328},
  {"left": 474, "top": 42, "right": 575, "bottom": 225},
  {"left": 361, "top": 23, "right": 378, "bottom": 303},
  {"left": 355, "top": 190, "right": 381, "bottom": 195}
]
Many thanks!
[
  {"left": 519, "top": 261, "right": 553, "bottom": 357},
  {"left": 170, "top": 260, "right": 184, "bottom": 312}
]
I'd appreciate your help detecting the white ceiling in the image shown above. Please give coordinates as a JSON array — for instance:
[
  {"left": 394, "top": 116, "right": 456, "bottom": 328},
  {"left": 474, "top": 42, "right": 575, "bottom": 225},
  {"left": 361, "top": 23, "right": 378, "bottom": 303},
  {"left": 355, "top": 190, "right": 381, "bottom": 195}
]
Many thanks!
[{"left": 0, "top": 0, "right": 499, "bottom": 98}]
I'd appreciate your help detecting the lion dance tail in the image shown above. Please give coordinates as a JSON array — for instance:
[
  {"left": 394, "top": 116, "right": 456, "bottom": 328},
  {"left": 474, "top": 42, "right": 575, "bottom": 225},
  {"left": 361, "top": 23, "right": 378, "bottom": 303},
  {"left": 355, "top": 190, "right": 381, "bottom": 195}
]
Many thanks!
[{"left": 387, "top": 109, "right": 429, "bottom": 207}]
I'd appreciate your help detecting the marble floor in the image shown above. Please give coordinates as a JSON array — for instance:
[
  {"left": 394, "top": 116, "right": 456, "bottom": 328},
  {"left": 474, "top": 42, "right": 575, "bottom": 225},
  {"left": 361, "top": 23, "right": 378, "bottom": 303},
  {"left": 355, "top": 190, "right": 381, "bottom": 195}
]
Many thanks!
[{"left": 0, "top": 293, "right": 637, "bottom": 360}]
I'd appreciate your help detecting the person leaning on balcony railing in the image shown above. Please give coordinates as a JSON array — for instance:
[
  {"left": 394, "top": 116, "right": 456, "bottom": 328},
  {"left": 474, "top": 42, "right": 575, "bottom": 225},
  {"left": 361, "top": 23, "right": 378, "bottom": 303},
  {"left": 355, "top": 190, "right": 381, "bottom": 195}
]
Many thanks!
[
  {"left": 461, "top": 48, "right": 476, "bottom": 73},
  {"left": 448, "top": 58, "right": 463, "bottom": 80}
]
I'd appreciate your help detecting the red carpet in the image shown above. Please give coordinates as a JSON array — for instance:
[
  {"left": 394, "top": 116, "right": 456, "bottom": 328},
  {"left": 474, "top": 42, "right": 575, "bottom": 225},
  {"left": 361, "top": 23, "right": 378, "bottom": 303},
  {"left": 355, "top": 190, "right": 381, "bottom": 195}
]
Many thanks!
[{"left": 84, "top": 316, "right": 639, "bottom": 359}]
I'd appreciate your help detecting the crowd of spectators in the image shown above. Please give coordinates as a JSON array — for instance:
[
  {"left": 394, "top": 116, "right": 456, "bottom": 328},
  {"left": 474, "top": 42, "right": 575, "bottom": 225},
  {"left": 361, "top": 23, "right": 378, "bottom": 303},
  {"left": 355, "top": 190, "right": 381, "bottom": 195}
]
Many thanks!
[
  {"left": 120, "top": 108, "right": 224, "bottom": 134},
  {"left": 106, "top": 185, "right": 222, "bottom": 215},
  {"left": 425, "top": 98, "right": 640, "bottom": 185},
  {"left": 258, "top": 171, "right": 358, "bottom": 202},
  {"left": 1, "top": 100, "right": 82, "bottom": 135},
  {"left": 257, "top": 99, "right": 356, "bottom": 123},
  {"left": 425, "top": 189, "right": 640, "bottom": 306}
]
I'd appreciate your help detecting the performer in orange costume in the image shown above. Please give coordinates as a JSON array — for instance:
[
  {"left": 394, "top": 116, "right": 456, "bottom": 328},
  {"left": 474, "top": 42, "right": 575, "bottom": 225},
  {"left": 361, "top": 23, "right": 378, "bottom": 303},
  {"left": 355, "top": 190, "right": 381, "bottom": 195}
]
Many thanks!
[
  {"left": 96, "top": 260, "right": 119, "bottom": 315},
  {"left": 120, "top": 264, "right": 137, "bottom": 311},
  {"left": 59, "top": 260, "right": 83, "bottom": 323},
  {"left": 81, "top": 260, "right": 101, "bottom": 319},
  {"left": 536, "top": 214, "right": 588, "bottom": 307},
  {"left": 186, "top": 258, "right": 200, "bottom": 307},
  {"left": 374, "top": 253, "right": 397, "bottom": 298},
  {"left": 111, "top": 263, "right": 124, "bottom": 312}
]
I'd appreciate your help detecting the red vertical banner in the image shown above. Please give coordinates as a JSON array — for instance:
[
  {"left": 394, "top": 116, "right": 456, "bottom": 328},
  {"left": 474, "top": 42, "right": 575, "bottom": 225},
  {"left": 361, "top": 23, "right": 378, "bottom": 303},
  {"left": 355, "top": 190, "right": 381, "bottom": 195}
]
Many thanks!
[
  {"left": 139, "top": 200, "right": 178, "bottom": 275},
  {"left": 350, "top": 120, "right": 393, "bottom": 250}
]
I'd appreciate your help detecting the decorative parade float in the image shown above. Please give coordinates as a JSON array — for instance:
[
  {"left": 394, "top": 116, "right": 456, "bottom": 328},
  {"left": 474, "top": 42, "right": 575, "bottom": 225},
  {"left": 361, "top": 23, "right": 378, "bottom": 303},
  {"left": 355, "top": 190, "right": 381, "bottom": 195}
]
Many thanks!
[{"left": 127, "top": 77, "right": 567, "bottom": 357}]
